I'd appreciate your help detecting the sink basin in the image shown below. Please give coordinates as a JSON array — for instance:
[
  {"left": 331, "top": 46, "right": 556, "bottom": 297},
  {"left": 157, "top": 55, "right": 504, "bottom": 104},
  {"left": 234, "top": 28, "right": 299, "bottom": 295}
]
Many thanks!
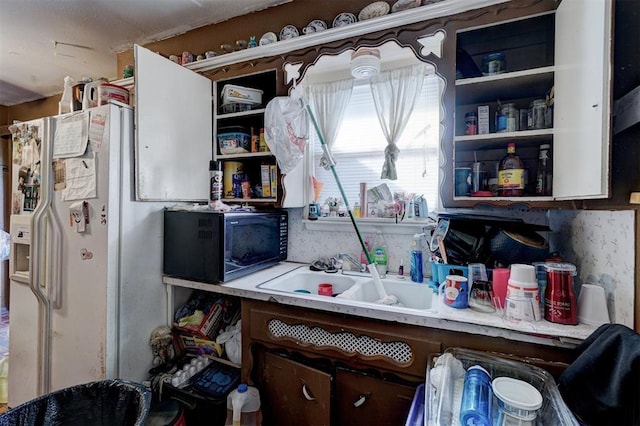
[
  {"left": 257, "top": 268, "right": 356, "bottom": 296},
  {"left": 339, "top": 278, "right": 433, "bottom": 310},
  {"left": 257, "top": 266, "right": 434, "bottom": 311}
]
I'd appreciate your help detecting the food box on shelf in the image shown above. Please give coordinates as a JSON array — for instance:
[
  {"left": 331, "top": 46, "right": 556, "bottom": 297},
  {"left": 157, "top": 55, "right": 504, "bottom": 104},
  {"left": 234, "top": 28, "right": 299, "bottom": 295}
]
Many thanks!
[
  {"left": 425, "top": 347, "right": 578, "bottom": 425},
  {"left": 221, "top": 84, "right": 263, "bottom": 105},
  {"left": 218, "top": 126, "right": 251, "bottom": 154},
  {"left": 173, "top": 292, "right": 241, "bottom": 341}
]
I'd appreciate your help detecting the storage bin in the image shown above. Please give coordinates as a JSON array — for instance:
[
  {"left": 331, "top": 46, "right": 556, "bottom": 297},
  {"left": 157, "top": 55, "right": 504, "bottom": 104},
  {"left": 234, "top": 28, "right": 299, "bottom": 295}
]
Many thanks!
[
  {"left": 425, "top": 347, "right": 578, "bottom": 425},
  {"left": 217, "top": 126, "right": 251, "bottom": 154},
  {"left": 221, "top": 84, "right": 263, "bottom": 105}
]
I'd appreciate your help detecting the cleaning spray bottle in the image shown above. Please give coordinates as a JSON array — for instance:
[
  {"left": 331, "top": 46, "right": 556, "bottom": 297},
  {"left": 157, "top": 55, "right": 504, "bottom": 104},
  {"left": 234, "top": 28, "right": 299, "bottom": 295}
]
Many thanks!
[{"left": 410, "top": 233, "right": 425, "bottom": 283}]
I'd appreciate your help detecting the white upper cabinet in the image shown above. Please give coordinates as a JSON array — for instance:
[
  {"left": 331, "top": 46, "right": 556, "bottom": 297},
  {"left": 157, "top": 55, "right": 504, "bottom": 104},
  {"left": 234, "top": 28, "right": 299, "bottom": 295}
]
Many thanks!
[
  {"left": 553, "top": 0, "right": 612, "bottom": 200},
  {"left": 134, "top": 44, "right": 212, "bottom": 201}
]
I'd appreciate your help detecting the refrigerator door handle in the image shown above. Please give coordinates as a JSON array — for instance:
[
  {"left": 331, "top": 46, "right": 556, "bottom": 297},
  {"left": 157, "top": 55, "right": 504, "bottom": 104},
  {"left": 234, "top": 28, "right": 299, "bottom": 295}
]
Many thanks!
[
  {"left": 29, "top": 118, "right": 53, "bottom": 396},
  {"left": 47, "top": 205, "right": 64, "bottom": 310}
]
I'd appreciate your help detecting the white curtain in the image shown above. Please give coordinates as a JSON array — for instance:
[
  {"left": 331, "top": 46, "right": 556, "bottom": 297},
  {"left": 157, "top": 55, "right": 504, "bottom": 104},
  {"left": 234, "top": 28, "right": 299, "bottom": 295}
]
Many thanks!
[
  {"left": 304, "top": 78, "right": 353, "bottom": 169},
  {"left": 369, "top": 63, "right": 427, "bottom": 180}
]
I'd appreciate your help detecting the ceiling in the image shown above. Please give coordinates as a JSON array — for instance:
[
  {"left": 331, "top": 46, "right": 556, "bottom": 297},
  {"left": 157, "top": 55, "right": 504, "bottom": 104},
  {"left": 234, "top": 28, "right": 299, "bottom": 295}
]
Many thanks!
[{"left": 0, "top": 0, "right": 291, "bottom": 106}]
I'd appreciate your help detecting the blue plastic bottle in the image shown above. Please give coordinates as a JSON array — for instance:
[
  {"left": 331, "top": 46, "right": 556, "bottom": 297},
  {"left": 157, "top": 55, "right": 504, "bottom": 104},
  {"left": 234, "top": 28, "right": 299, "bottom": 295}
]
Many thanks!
[
  {"left": 459, "top": 365, "right": 492, "bottom": 426},
  {"left": 410, "top": 233, "right": 424, "bottom": 283}
]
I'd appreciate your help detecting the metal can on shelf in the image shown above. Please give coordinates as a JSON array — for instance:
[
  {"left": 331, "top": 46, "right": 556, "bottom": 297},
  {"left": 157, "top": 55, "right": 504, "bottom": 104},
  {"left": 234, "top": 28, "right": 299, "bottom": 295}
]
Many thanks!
[{"left": 465, "top": 112, "right": 478, "bottom": 135}]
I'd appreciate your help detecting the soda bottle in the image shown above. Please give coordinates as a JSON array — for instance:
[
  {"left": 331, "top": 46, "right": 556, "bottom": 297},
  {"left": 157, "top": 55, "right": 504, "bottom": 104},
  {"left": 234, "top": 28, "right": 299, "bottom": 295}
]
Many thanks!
[{"left": 497, "top": 142, "right": 524, "bottom": 196}]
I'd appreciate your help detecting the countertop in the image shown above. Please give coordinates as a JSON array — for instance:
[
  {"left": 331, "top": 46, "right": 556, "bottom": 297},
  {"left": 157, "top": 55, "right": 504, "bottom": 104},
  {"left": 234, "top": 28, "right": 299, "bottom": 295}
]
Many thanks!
[{"left": 163, "top": 262, "right": 599, "bottom": 348}]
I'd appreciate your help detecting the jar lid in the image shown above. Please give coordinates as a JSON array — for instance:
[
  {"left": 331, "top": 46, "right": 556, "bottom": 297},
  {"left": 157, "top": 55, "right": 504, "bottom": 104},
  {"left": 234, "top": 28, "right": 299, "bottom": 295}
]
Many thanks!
[
  {"left": 483, "top": 52, "right": 505, "bottom": 60},
  {"left": 544, "top": 262, "right": 577, "bottom": 274}
]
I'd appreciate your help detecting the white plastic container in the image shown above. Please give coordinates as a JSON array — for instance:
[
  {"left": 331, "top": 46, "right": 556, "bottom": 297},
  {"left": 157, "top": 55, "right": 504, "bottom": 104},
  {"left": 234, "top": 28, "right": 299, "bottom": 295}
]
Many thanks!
[
  {"left": 221, "top": 84, "right": 263, "bottom": 105},
  {"left": 492, "top": 376, "right": 543, "bottom": 425},
  {"left": 507, "top": 264, "right": 541, "bottom": 321},
  {"left": 225, "top": 383, "right": 261, "bottom": 426}
]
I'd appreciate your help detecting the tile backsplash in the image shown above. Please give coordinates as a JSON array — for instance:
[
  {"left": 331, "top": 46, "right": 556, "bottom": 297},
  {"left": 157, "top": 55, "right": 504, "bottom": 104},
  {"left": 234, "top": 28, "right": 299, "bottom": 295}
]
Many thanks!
[{"left": 286, "top": 208, "right": 635, "bottom": 327}]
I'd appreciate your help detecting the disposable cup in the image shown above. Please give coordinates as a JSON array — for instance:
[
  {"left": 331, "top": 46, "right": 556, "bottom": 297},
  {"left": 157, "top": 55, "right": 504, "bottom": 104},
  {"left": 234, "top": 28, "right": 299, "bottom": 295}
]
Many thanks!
[
  {"left": 509, "top": 264, "right": 536, "bottom": 285},
  {"left": 492, "top": 268, "right": 510, "bottom": 309},
  {"left": 577, "top": 284, "right": 610, "bottom": 326}
]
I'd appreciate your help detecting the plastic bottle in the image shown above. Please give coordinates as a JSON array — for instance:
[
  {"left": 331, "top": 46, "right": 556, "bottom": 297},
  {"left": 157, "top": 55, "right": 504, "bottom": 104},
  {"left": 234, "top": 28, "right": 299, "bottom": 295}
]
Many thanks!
[
  {"left": 59, "top": 76, "right": 74, "bottom": 115},
  {"left": 372, "top": 231, "right": 388, "bottom": 278},
  {"left": 459, "top": 365, "right": 492, "bottom": 426},
  {"left": 497, "top": 142, "right": 525, "bottom": 196},
  {"left": 535, "top": 144, "right": 552, "bottom": 196},
  {"left": 225, "top": 383, "right": 261, "bottom": 426},
  {"left": 410, "top": 233, "right": 425, "bottom": 283}
]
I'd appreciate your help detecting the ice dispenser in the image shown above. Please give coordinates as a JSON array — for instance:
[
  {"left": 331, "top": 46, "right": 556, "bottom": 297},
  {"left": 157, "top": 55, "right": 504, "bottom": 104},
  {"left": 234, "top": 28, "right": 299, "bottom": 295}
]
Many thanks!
[{"left": 9, "top": 215, "right": 31, "bottom": 282}]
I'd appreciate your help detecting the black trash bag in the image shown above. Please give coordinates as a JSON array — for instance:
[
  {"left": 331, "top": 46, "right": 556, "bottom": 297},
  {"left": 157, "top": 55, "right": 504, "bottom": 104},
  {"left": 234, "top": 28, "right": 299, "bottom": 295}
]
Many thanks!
[
  {"left": 558, "top": 323, "right": 640, "bottom": 426},
  {"left": 0, "top": 379, "right": 151, "bottom": 426}
]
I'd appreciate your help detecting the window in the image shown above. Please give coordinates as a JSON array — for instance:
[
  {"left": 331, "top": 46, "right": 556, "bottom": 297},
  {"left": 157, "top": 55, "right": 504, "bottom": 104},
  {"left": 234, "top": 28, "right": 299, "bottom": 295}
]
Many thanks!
[{"left": 310, "top": 74, "right": 442, "bottom": 214}]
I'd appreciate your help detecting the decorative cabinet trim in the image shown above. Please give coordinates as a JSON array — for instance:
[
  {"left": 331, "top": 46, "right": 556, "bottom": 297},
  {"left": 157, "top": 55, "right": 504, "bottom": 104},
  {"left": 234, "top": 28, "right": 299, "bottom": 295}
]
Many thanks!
[{"left": 267, "top": 318, "right": 414, "bottom": 365}]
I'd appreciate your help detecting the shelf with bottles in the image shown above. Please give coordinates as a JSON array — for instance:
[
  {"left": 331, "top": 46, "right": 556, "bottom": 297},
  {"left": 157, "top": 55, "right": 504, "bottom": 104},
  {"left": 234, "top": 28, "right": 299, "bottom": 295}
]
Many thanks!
[
  {"left": 454, "top": 13, "right": 555, "bottom": 140},
  {"left": 453, "top": 140, "right": 553, "bottom": 200}
]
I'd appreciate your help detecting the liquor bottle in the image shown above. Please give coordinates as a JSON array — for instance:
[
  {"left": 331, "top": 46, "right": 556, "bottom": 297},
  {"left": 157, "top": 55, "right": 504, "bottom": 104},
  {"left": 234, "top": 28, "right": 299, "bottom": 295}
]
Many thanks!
[
  {"left": 535, "top": 144, "right": 552, "bottom": 196},
  {"left": 497, "top": 142, "right": 524, "bottom": 196}
]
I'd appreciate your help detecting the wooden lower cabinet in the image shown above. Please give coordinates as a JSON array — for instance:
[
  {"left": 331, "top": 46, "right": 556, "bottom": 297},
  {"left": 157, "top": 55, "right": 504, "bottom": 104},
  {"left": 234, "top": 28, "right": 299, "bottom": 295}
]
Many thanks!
[
  {"left": 242, "top": 299, "right": 574, "bottom": 425},
  {"left": 261, "top": 352, "right": 332, "bottom": 426}
]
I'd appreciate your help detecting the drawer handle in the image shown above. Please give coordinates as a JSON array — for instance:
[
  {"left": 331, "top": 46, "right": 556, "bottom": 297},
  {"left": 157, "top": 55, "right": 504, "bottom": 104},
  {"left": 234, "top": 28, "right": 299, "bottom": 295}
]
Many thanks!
[
  {"left": 353, "top": 394, "right": 367, "bottom": 408},
  {"left": 302, "top": 384, "right": 315, "bottom": 401}
]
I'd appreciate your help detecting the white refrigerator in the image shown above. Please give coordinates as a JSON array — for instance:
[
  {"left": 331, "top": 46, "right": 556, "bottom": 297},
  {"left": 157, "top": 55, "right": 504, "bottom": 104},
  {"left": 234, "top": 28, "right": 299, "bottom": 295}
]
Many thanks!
[{"left": 8, "top": 103, "right": 171, "bottom": 407}]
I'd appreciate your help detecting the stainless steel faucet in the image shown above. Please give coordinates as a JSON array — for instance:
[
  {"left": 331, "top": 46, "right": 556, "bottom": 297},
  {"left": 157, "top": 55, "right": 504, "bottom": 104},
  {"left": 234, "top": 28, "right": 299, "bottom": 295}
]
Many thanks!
[{"left": 337, "top": 253, "right": 367, "bottom": 273}]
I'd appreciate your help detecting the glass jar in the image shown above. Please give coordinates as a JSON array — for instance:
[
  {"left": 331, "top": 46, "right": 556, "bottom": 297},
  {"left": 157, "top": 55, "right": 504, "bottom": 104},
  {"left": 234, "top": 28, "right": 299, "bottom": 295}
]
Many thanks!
[
  {"left": 528, "top": 99, "right": 548, "bottom": 129},
  {"left": 502, "top": 103, "right": 518, "bottom": 132},
  {"left": 481, "top": 52, "right": 506, "bottom": 76}
]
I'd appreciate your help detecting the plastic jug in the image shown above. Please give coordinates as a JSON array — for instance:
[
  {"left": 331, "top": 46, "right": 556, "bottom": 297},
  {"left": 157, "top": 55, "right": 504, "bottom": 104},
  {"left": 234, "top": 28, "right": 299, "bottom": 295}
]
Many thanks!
[{"left": 225, "top": 383, "right": 261, "bottom": 426}]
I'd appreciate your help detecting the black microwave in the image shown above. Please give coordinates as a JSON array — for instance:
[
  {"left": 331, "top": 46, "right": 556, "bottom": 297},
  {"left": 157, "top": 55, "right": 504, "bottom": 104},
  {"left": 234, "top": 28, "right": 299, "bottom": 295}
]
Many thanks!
[{"left": 163, "top": 209, "right": 288, "bottom": 283}]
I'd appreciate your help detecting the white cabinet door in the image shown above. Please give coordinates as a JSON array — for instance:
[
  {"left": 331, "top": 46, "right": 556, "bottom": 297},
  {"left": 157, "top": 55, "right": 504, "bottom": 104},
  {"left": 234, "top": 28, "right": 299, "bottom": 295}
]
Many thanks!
[
  {"left": 553, "top": 0, "right": 612, "bottom": 200},
  {"left": 134, "top": 45, "right": 212, "bottom": 201}
]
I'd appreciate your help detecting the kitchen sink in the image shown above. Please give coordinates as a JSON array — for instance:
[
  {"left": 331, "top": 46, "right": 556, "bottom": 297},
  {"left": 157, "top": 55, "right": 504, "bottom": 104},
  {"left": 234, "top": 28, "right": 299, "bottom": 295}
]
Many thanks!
[
  {"left": 257, "top": 268, "right": 357, "bottom": 296},
  {"left": 337, "top": 278, "right": 434, "bottom": 310},
  {"left": 257, "top": 266, "right": 434, "bottom": 311}
]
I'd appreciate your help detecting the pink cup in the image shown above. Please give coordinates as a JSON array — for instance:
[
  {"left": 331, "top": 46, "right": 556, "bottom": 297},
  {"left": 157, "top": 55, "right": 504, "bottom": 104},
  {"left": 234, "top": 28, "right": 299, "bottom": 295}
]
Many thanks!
[{"left": 492, "top": 268, "right": 510, "bottom": 309}]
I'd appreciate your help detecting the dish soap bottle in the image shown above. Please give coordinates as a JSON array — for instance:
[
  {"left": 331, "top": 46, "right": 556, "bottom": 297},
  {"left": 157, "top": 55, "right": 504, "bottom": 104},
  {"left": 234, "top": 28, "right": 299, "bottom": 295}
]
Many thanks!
[
  {"left": 410, "top": 233, "right": 425, "bottom": 283},
  {"left": 372, "top": 231, "right": 388, "bottom": 278},
  {"left": 498, "top": 142, "right": 525, "bottom": 196}
]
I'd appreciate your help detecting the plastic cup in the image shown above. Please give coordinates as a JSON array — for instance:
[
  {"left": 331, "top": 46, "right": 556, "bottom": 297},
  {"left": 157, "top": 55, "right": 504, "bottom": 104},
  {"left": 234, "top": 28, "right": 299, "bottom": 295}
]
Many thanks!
[
  {"left": 318, "top": 283, "right": 333, "bottom": 296},
  {"left": 577, "top": 284, "right": 610, "bottom": 326},
  {"left": 492, "top": 268, "right": 510, "bottom": 310}
]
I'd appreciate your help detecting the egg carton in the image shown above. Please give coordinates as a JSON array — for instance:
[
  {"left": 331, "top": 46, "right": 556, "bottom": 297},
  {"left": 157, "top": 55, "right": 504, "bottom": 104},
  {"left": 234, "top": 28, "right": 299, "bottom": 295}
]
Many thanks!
[{"left": 169, "top": 355, "right": 212, "bottom": 388}]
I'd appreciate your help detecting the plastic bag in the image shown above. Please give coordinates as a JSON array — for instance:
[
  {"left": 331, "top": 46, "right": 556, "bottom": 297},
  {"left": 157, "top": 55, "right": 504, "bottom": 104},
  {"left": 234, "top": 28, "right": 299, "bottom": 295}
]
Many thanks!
[
  {"left": 216, "top": 320, "right": 241, "bottom": 365},
  {"left": 264, "top": 96, "right": 309, "bottom": 174},
  {"left": 0, "top": 230, "right": 9, "bottom": 261}
]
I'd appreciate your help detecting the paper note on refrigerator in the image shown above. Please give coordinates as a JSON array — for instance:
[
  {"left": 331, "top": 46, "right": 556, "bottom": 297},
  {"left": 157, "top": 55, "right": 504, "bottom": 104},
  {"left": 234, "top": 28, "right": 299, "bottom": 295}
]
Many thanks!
[
  {"left": 61, "top": 153, "right": 97, "bottom": 201},
  {"left": 53, "top": 111, "right": 89, "bottom": 158}
]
